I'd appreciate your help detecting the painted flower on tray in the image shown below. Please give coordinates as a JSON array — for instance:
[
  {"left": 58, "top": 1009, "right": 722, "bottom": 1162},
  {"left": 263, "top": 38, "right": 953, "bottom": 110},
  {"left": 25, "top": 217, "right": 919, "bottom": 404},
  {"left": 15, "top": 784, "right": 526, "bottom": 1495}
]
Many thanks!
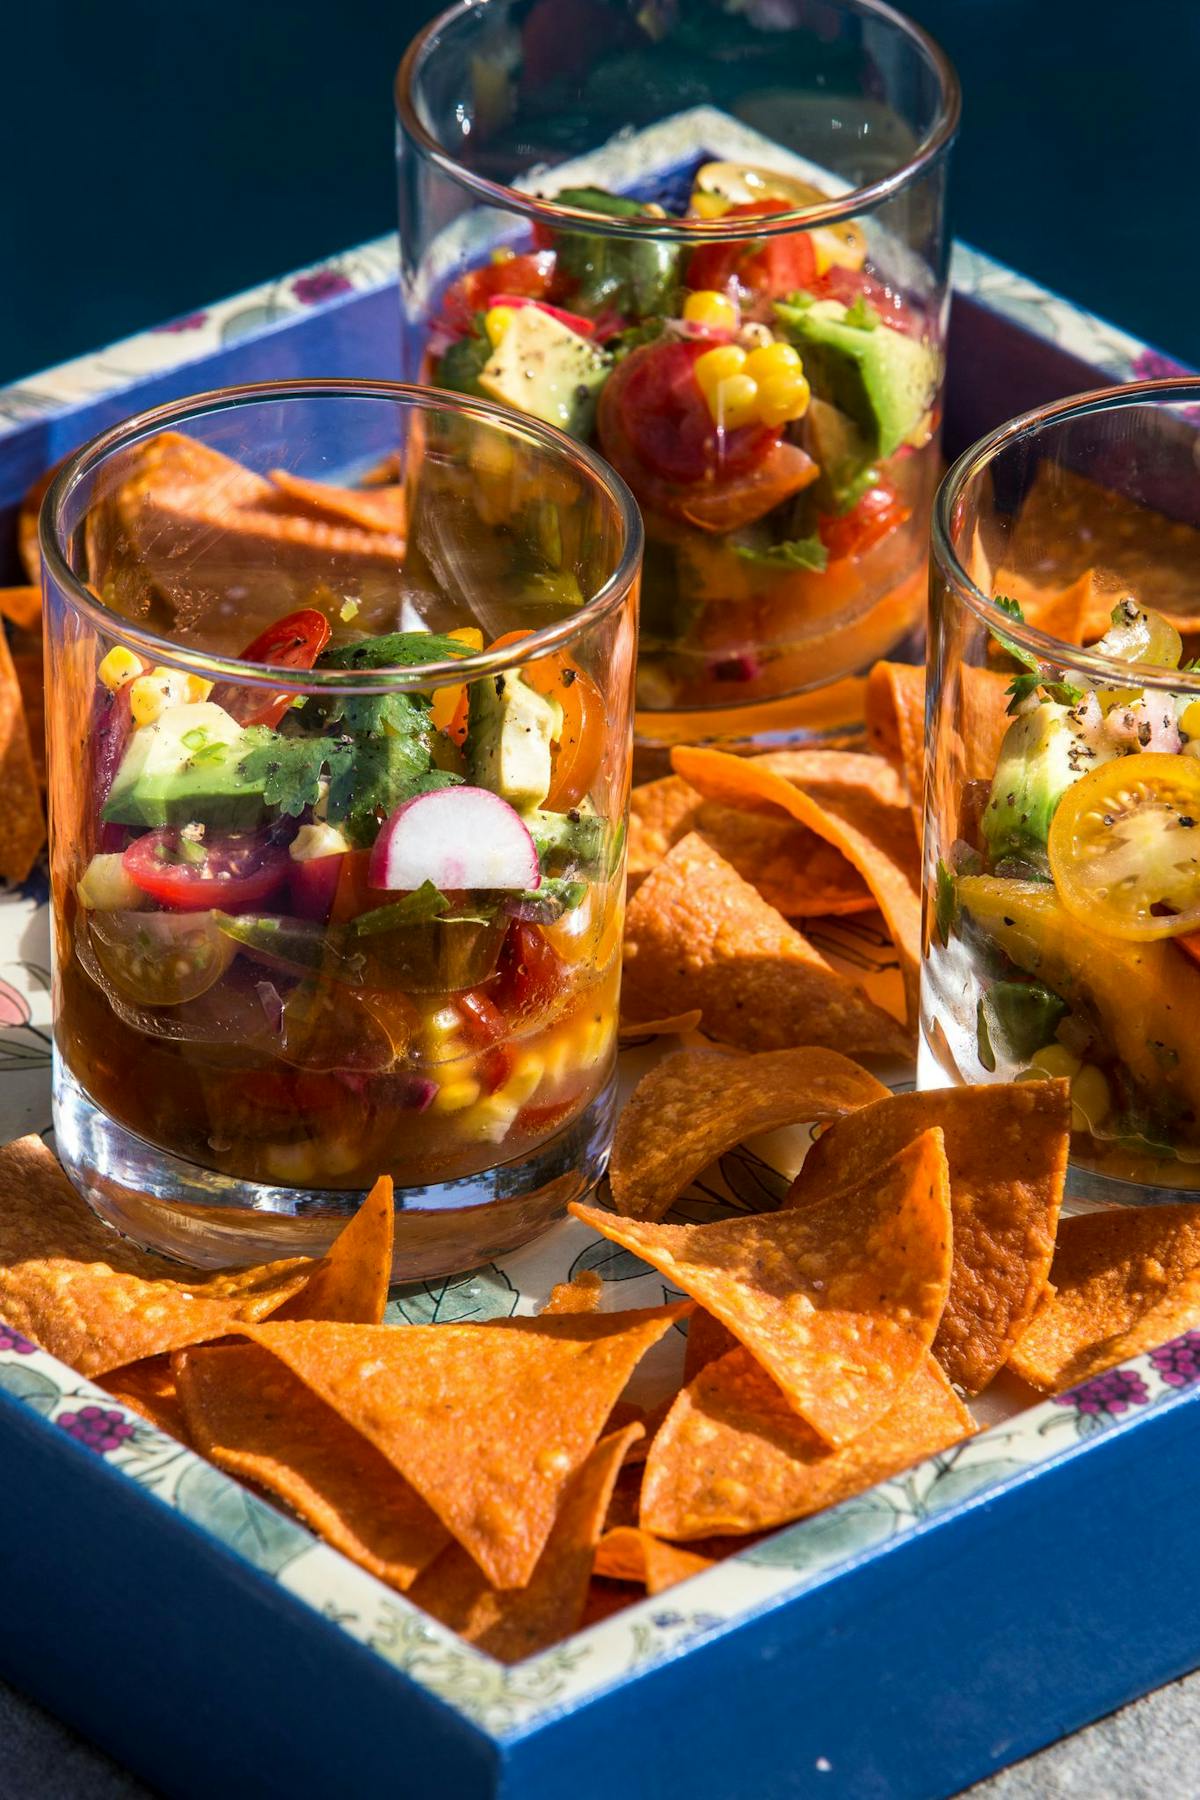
[
  {"left": 0, "top": 977, "right": 31, "bottom": 1029},
  {"left": 1131, "top": 347, "right": 1193, "bottom": 381},
  {"left": 0, "top": 1324, "right": 36, "bottom": 1355},
  {"left": 57, "top": 1404, "right": 136, "bottom": 1454},
  {"left": 1054, "top": 1367, "right": 1150, "bottom": 1419},
  {"left": 151, "top": 312, "right": 209, "bottom": 335},
  {"left": 292, "top": 269, "right": 353, "bottom": 305},
  {"left": 1148, "top": 1331, "right": 1200, "bottom": 1389}
]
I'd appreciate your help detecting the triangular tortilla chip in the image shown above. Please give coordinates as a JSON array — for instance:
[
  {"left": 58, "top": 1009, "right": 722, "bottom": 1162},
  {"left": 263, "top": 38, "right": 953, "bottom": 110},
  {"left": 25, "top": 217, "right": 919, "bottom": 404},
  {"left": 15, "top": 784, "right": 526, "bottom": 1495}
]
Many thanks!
[
  {"left": 992, "top": 567, "right": 1116, "bottom": 646},
  {"left": 628, "top": 775, "right": 872, "bottom": 917},
  {"left": 408, "top": 1423, "right": 641, "bottom": 1661},
  {"left": 175, "top": 1341, "right": 448, "bottom": 1591},
  {"left": 621, "top": 833, "right": 909, "bottom": 1058},
  {"left": 594, "top": 1526, "right": 716, "bottom": 1593},
  {"left": 0, "top": 588, "right": 42, "bottom": 633},
  {"left": 641, "top": 1348, "right": 973, "bottom": 1539},
  {"left": 1043, "top": 1268, "right": 1200, "bottom": 1393},
  {"left": 541, "top": 1270, "right": 603, "bottom": 1315},
  {"left": 617, "top": 1009, "right": 702, "bottom": 1042},
  {"left": 0, "top": 626, "right": 45, "bottom": 880},
  {"left": 266, "top": 470, "right": 406, "bottom": 536},
  {"left": 865, "top": 660, "right": 925, "bottom": 842},
  {"left": 673, "top": 747, "right": 921, "bottom": 1022},
  {"left": 1007, "top": 1203, "right": 1200, "bottom": 1391},
  {"left": 274, "top": 1176, "right": 393, "bottom": 1324},
  {"left": 609, "top": 1046, "right": 888, "bottom": 1221},
  {"left": 240, "top": 1305, "right": 688, "bottom": 1587},
  {"left": 0, "top": 1136, "right": 311, "bottom": 1376},
  {"left": 100, "top": 1355, "right": 189, "bottom": 1440},
  {"left": 572, "top": 1129, "right": 952, "bottom": 1448},
  {"left": 791, "top": 1082, "right": 1070, "bottom": 1392},
  {"left": 683, "top": 1308, "right": 738, "bottom": 1384}
]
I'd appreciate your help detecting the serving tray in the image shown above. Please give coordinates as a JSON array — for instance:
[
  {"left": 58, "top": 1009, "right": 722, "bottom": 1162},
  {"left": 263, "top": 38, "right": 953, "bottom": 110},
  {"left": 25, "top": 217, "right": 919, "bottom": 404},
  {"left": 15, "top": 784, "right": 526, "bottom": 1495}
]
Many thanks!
[{"left": 1, "top": 169, "right": 1198, "bottom": 1800}]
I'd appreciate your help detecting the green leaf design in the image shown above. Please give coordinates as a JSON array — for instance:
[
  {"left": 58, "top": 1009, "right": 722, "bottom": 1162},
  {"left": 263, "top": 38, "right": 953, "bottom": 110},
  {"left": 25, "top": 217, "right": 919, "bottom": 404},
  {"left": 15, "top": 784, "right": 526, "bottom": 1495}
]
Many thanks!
[
  {"left": 569, "top": 1238, "right": 653, "bottom": 1283},
  {"left": 740, "top": 1491, "right": 905, "bottom": 1569},
  {"left": 385, "top": 1264, "right": 518, "bottom": 1326},
  {"left": 919, "top": 1456, "right": 1029, "bottom": 1515},
  {"left": 173, "top": 1460, "right": 312, "bottom": 1572},
  {"left": 718, "top": 1148, "right": 792, "bottom": 1214},
  {"left": 0, "top": 1362, "right": 61, "bottom": 1416}
]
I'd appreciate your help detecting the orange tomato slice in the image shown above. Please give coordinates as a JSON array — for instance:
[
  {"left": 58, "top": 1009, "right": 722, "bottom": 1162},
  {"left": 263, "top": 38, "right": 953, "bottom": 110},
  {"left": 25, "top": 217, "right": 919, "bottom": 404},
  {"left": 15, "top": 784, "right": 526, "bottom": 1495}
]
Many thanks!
[
  {"left": 429, "top": 627, "right": 484, "bottom": 745},
  {"left": 487, "top": 629, "right": 605, "bottom": 808},
  {"left": 1048, "top": 753, "right": 1200, "bottom": 941}
]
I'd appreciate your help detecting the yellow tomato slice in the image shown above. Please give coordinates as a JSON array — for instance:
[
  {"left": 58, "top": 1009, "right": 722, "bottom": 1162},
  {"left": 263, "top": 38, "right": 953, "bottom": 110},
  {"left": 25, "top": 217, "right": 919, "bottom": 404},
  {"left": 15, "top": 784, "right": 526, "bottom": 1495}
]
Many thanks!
[
  {"left": 429, "top": 627, "right": 484, "bottom": 743},
  {"left": 1048, "top": 752, "right": 1200, "bottom": 940}
]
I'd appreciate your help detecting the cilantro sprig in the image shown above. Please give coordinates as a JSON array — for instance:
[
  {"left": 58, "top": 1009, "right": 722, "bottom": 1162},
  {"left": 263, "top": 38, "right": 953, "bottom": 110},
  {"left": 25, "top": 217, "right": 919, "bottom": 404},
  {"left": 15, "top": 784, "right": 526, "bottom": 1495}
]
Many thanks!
[
  {"left": 991, "top": 596, "right": 1083, "bottom": 714},
  {"left": 734, "top": 535, "right": 829, "bottom": 573}
]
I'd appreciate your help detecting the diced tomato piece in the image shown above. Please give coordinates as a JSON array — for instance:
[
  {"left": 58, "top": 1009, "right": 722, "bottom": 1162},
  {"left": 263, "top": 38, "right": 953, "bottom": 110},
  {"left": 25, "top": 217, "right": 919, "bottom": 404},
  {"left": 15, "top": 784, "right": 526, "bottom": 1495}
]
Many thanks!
[
  {"left": 209, "top": 608, "right": 331, "bottom": 729},
  {"left": 490, "top": 920, "right": 566, "bottom": 1023},
  {"left": 457, "top": 987, "right": 513, "bottom": 1093},
  {"left": 600, "top": 338, "right": 777, "bottom": 488},
  {"left": 488, "top": 295, "right": 595, "bottom": 337},
  {"left": 289, "top": 853, "right": 345, "bottom": 923},
  {"left": 122, "top": 828, "right": 290, "bottom": 913},
  {"left": 440, "top": 252, "right": 556, "bottom": 334},
  {"left": 686, "top": 199, "right": 817, "bottom": 300},
  {"left": 819, "top": 482, "right": 912, "bottom": 562},
  {"left": 811, "top": 265, "right": 920, "bottom": 336}
]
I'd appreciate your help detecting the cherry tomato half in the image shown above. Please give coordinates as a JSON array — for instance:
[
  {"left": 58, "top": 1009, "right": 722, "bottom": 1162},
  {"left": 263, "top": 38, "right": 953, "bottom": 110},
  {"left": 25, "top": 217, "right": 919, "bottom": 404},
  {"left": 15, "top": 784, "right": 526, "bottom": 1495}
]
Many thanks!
[
  {"left": 599, "top": 338, "right": 777, "bottom": 488},
  {"left": 685, "top": 199, "right": 817, "bottom": 300},
  {"left": 440, "top": 251, "right": 556, "bottom": 334},
  {"left": 457, "top": 987, "right": 514, "bottom": 1093},
  {"left": 123, "top": 828, "right": 290, "bottom": 913},
  {"left": 1048, "top": 753, "right": 1200, "bottom": 941},
  {"left": 86, "top": 908, "right": 236, "bottom": 1007},
  {"left": 818, "top": 482, "right": 911, "bottom": 562},
  {"left": 490, "top": 919, "right": 567, "bottom": 1024},
  {"left": 209, "top": 608, "right": 332, "bottom": 729},
  {"left": 487, "top": 630, "right": 606, "bottom": 808}
]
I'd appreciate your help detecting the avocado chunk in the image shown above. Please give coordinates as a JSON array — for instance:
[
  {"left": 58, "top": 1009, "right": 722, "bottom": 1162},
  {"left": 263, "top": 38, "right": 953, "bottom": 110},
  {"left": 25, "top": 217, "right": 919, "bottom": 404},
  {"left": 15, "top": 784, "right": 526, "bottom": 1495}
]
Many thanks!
[
  {"left": 467, "top": 670, "right": 558, "bottom": 810},
  {"left": 478, "top": 307, "right": 612, "bottom": 439},
  {"left": 104, "top": 702, "right": 268, "bottom": 830},
  {"left": 957, "top": 874, "right": 1200, "bottom": 1133},
  {"left": 978, "top": 980, "right": 1068, "bottom": 1066},
  {"left": 525, "top": 807, "right": 606, "bottom": 876},
  {"left": 981, "top": 701, "right": 1112, "bottom": 870},
  {"left": 774, "top": 296, "right": 937, "bottom": 459}
]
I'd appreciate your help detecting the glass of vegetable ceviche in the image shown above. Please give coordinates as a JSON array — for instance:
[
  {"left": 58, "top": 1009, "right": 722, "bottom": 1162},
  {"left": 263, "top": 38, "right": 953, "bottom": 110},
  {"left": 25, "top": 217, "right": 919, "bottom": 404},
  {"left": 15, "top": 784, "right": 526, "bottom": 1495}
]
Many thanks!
[
  {"left": 396, "top": 0, "right": 958, "bottom": 759},
  {"left": 41, "top": 381, "right": 641, "bottom": 1274},
  {"left": 922, "top": 378, "right": 1200, "bottom": 1198}
]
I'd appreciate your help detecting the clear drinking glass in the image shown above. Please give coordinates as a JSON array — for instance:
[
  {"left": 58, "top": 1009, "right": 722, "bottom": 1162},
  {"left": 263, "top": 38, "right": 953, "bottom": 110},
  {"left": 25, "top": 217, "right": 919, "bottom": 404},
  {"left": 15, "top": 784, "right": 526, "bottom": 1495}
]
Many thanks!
[
  {"left": 922, "top": 378, "right": 1200, "bottom": 1201},
  {"left": 41, "top": 380, "right": 641, "bottom": 1275},
  {"left": 396, "top": 0, "right": 958, "bottom": 761}
]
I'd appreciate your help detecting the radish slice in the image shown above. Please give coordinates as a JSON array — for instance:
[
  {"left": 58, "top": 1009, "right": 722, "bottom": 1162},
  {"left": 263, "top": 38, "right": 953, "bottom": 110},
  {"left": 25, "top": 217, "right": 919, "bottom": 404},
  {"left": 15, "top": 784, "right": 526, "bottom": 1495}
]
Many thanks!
[{"left": 368, "top": 787, "right": 541, "bottom": 892}]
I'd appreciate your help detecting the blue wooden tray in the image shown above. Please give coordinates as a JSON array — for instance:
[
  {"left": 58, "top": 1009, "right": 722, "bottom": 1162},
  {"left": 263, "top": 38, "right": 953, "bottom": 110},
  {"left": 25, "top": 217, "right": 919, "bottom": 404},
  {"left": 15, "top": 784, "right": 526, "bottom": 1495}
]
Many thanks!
[{"left": 0, "top": 227, "right": 1197, "bottom": 1800}]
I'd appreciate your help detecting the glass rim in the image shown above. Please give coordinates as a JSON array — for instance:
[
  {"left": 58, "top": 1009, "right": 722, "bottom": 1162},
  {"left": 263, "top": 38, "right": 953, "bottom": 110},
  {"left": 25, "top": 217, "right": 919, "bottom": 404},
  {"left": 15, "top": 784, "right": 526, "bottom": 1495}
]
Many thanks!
[
  {"left": 394, "top": 0, "right": 961, "bottom": 241},
  {"left": 40, "top": 377, "right": 644, "bottom": 694},
  {"left": 932, "top": 375, "right": 1200, "bottom": 694}
]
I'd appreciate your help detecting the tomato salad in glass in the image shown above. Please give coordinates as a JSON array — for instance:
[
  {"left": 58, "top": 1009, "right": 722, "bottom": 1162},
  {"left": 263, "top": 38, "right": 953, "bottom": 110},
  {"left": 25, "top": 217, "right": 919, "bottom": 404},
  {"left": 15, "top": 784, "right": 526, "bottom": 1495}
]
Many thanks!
[
  {"left": 428, "top": 160, "right": 941, "bottom": 727},
  {"left": 60, "top": 605, "right": 622, "bottom": 1194}
]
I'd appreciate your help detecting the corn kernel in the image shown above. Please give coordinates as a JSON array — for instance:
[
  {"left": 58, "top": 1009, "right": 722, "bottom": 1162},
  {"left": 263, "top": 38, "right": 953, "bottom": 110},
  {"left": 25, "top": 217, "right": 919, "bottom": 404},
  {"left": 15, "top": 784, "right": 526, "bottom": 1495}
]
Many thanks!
[
  {"left": 1181, "top": 700, "right": 1200, "bottom": 741},
  {"left": 321, "top": 1139, "right": 367, "bottom": 1178},
  {"left": 579, "top": 1015, "right": 615, "bottom": 1068},
  {"left": 1030, "top": 1043, "right": 1082, "bottom": 1082},
  {"left": 744, "top": 341, "right": 802, "bottom": 382},
  {"left": 129, "top": 672, "right": 177, "bottom": 726},
  {"left": 738, "top": 322, "right": 775, "bottom": 351},
  {"left": 810, "top": 221, "right": 868, "bottom": 277},
  {"left": 683, "top": 289, "right": 738, "bottom": 333},
  {"left": 490, "top": 246, "right": 516, "bottom": 265},
  {"left": 425, "top": 1005, "right": 462, "bottom": 1048},
  {"left": 339, "top": 598, "right": 360, "bottom": 623},
  {"left": 464, "top": 1095, "right": 523, "bottom": 1145},
  {"left": 689, "top": 191, "right": 731, "bottom": 220},
  {"left": 497, "top": 1055, "right": 545, "bottom": 1108},
  {"left": 1070, "top": 1065, "right": 1112, "bottom": 1133},
  {"left": 711, "top": 372, "right": 760, "bottom": 431},
  {"left": 694, "top": 344, "right": 746, "bottom": 396},
  {"left": 98, "top": 647, "right": 144, "bottom": 692},
  {"left": 184, "top": 675, "right": 213, "bottom": 704},
  {"left": 757, "top": 369, "right": 812, "bottom": 428},
  {"left": 432, "top": 1077, "right": 482, "bottom": 1114},
  {"left": 485, "top": 305, "right": 516, "bottom": 348},
  {"left": 263, "top": 1143, "right": 319, "bottom": 1184}
]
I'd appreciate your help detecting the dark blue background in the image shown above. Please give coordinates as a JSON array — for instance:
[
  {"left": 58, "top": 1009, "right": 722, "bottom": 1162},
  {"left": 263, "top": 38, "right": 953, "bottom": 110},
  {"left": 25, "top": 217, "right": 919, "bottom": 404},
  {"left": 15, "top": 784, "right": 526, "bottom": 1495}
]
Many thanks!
[{"left": 0, "top": 1, "right": 1192, "bottom": 384}]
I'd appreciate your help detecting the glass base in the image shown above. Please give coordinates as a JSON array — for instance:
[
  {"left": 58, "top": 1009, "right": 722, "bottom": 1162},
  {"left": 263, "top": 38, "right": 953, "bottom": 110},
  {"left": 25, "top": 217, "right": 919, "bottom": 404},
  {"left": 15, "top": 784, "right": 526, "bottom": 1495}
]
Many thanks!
[{"left": 53, "top": 1054, "right": 616, "bottom": 1280}]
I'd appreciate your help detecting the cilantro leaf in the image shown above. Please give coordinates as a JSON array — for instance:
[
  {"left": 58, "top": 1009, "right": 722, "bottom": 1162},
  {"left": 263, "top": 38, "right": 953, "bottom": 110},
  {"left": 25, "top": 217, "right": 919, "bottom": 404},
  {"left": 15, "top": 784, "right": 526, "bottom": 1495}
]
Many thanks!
[
  {"left": 734, "top": 535, "right": 829, "bottom": 572},
  {"left": 325, "top": 740, "right": 461, "bottom": 848},
  {"left": 550, "top": 188, "right": 681, "bottom": 317},
  {"left": 844, "top": 295, "right": 880, "bottom": 331},
  {"left": 991, "top": 595, "right": 1083, "bottom": 713},
  {"left": 320, "top": 633, "right": 474, "bottom": 673},
  {"left": 350, "top": 882, "right": 450, "bottom": 935},
  {"left": 436, "top": 320, "right": 491, "bottom": 398},
  {"left": 237, "top": 730, "right": 354, "bottom": 817}
]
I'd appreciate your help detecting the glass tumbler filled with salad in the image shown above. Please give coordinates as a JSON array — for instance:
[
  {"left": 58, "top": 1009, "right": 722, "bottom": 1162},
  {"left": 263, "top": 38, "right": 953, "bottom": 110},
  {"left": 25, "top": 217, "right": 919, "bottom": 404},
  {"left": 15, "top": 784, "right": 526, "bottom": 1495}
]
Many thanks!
[
  {"left": 42, "top": 381, "right": 640, "bottom": 1275},
  {"left": 922, "top": 378, "right": 1200, "bottom": 1198},
  {"left": 396, "top": 0, "right": 959, "bottom": 757}
]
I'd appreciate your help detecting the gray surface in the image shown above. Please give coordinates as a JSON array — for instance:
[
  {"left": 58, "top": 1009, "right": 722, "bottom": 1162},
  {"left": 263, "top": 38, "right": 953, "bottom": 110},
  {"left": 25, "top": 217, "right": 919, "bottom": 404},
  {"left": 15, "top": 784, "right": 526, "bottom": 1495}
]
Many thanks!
[{"left": 4, "top": 1669, "right": 1200, "bottom": 1800}]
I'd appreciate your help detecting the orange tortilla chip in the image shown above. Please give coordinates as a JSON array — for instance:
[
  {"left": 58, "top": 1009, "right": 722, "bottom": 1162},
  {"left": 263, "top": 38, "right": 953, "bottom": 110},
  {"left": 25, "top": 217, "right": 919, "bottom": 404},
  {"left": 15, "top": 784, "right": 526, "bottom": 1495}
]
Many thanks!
[
  {"left": 274, "top": 1176, "right": 393, "bottom": 1324},
  {"left": 408, "top": 1424, "right": 641, "bottom": 1661},
  {"left": 609, "top": 1046, "right": 888, "bottom": 1221},
  {"left": 594, "top": 1526, "right": 716, "bottom": 1593},
  {"left": 993, "top": 567, "right": 1116, "bottom": 646},
  {"left": 618, "top": 1009, "right": 702, "bottom": 1042},
  {"left": 541, "top": 1269, "right": 604, "bottom": 1315},
  {"left": 240, "top": 1305, "right": 688, "bottom": 1588},
  {"left": 1007, "top": 1203, "right": 1200, "bottom": 1392},
  {"left": 628, "top": 775, "right": 872, "bottom": 918},
  {"left": 0, "top": 1136, "right": 311, "bottom": 1377},
  {"left": 100, "top": 1355, "right": 189, "bottom": 1441},
  {"left": 175, "top": 1341, "right": 449, "bottom": 1591},
  {"left": 0, "top": 628, "right": 45, "bottom": 880},
  {"left": 12, "top": 649, "right": 45, "bottom": 789},
  {"left": 1005, "top": 461, "right": 1200, "bottom": 627},
  {"left": 266, "top": 470, "right": 406, "bottom": 536},
  {"left": 674, "top": 747, "right": 921, "bottom": 1022},
  {"left": 683, "top": 1308, "right": 738, "bottom": 1384},
  {"left": 1044, "top": 1267, "right": 1200, "bottom": 1390},
  {"left": 642, "top": 1348, "right": 974, "bottom": 1539},
  {"left": 18, "top": 467, "right": 58, "bottom": 584},
  {"left": 0, "top": 588, "right": 41, "bottom": 633},
  {"left": 622, "top": 833, "right": 909, "bottom": 1059},
  {"left": 865, "top": 661, "right": 925, "bottom": 842},
  {"left": 791, "top": 1082, "right": 1069, "bottom": 1393},
  {"left": 572, "top": 1129, "right": 952, "bottom": 1448}
]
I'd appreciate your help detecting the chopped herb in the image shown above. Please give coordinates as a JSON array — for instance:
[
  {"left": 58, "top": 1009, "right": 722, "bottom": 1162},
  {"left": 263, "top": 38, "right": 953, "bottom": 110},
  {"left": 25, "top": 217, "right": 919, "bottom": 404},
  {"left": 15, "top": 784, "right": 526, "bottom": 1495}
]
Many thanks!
[
  {"left": 844, "top": 295, "right": 880, "bottom": 331},
  {"left": 992, "top": 596, "right": 1083, "bottom": 713},
  {"left": 350, "top": 882, "right": 450, "bottom": 935},
  {"left": 934, "top": 857, "right": 956, "bottom": 947},
  {"left": 734, "top": 535, "right": 829, "bottom": 572},
  {"left": 975, "top": 998, "right": 997, "bottom": 1072}
]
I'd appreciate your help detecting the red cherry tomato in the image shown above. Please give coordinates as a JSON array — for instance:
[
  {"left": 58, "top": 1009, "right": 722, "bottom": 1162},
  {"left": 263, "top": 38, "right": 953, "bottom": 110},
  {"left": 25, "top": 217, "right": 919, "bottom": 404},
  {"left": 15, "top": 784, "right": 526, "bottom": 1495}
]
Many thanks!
[
  {"left": 600, "top": 338, "right": 777, "bottom": 488},
  {"left": 811, "top": 265, "right": 919, "bottom": 336},
  {"left": 122, "top": 828, "right": 290, "bottom": 913},
  {"left": 93, "top": 681, "right": 135, "bottom": 852},
  {"left": 289, "top": 853, "right": 345, "bottom": 923},
  {"left": 490, "top": 920, "right": 566, "bottom": 1023},
  {"left": 818, "top": 482, "right": 912, "bottom": 562},
  {"left": 686, "top": 199, "right": 817, "bottom": 299},
  {"left": 440, "top": 252, "right": 556, "bottom": 334},
  {"left": 457, "top": 987, "right": 514, "bottom": 1093},
  {"left": 209, "top": 609, "right": 331, "bottom": 729},
  {"left": 328, "top": 849, "right": 388, "bottom": 924}
]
